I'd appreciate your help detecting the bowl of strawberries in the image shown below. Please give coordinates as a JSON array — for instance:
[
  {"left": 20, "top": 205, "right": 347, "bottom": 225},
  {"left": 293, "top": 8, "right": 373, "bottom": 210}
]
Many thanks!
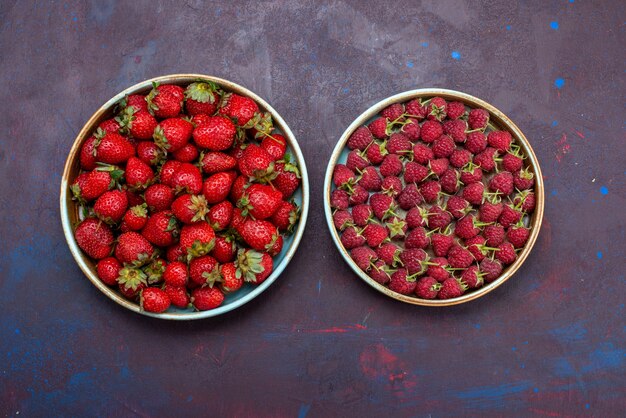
[
  {"left": 324, "top": 89, "right": 544, "bottom": 306},
  {"left": 61, "top": 74, "right": 308, "bottom": 319}
]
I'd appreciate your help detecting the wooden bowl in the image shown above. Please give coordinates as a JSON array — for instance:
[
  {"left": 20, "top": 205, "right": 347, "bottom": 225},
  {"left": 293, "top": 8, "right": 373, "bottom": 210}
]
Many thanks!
[
  {"left": 60, "top": 74, "right": 309, "bottom": 319},
  {"left": 324, "top": 89, "right": 544, "bottom": 306}
]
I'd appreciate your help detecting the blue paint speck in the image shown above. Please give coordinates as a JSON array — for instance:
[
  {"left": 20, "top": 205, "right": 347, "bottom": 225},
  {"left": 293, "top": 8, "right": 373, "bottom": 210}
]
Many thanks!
[
  {"left": 421, "top": 42, "right": 429, "bottom": 47},
  {"left": 407, "top": 60, "right": 414, "bottom": 68},
  {"left": 600, "top": 186, "right": 608, "bottom": 195},
  {"left": 551, "top": 189, "right": 557, "bottom": 196},
  {"left": 512, "top": 347, "right": 517, "bottom": 351},
  {"left": 585, "top": 404, "right": 590, "bottom": 409},
  {"left": 569, "top": 0, "right": 574, "bottom": 3},
  {"left": 474, "top": 323, "right": 481, "bottom": 329},
  {"left": 533, "top": 388, "right": 539, "bottom": 393},
  {"left": 14, "top": 328, "right": 20, "bottom": 334},
  {"left": 187, "top": 395, "right": 193, "bottom": 402},
  {"left": 506, "top": 25, "right": 511, "bottom": 31},
  {"left": 597, "top": 251, "right": 603, "bottom": 260},
  {"left": 550, "top": 21, "right": 559, "bottom": 30},
  {"left": 555, "top": 78, "right": 565, "bottom": 89},
  {"left": 72, "top": 16, "right": 77, "bottom": 22},
  {"left": 298, "top": 404, "right": 311, "bottom": 418},
  {"left": 342, "top": 87, "right": 349, "bottom": 94},
  {"left": 451, "top": 51, "right": 461, "bottom": 60},
  {"left": 551, "top": 120, "right": 558, "bottom": 127}
]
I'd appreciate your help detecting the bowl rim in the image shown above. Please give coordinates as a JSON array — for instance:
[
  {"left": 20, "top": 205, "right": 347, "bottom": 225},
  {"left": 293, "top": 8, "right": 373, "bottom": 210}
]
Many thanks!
[
  {"left": 60, "top": 74, "right": 310, "bottom": 320},
  {"left": 323, "top": 88, "right": 544, "bottom": 307}
]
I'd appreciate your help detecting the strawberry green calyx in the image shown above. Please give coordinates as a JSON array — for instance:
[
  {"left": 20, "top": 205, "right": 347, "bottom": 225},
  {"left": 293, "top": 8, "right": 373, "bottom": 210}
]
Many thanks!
[
  {"left": 287, "top": 205, "right": 301, "bottom": 235},
  {"left": 95, "top": 162, "right": 125, "bottom": 184},
  {"left": 117, "top": 266, "right": 147, "bottom": 291},
  {"left": 252, "top": 162, "right": 278, "bottom": 185},
  {"left": 264, "top": 232, "right": 280, "bottom": 253},
  {"left": 186, "top": 239, "right": 215, "bottom": 262},
  {"left": 235, "top": 249, "right": 265, "bottom": 283},
  {"left": 188, "top": 195, "right": 210, "bottom": 222},
  {"left": 281, "top": 154, "right": 301, "bottom": 178},
  {"left": 131, "top": 203, "right": 148, "bottom": 218},
  {"left": 143, "top": 259, "right": 166, "bottom": 284},
  {"left": 146, "top": 81, "right": 160, "bottom": 114},
  {"left": 152, "top": 126, "right": 170, "bottom": 151},
  {"left": 165, "top": 214, "right": 180, "bottom": 237},
  {"left": 185, "top": 81, "right": 219, "bottom": 103},
  {"left": 202, "top": 265, "right": 222, "bottom": 288},
  {"left": 115, "top": 106, "right": 135, "bottom": 135}
]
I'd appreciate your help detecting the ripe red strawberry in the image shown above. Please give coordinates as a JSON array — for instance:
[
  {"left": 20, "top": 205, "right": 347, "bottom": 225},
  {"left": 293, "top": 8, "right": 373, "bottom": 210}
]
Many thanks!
[
  {"left": 347, "top": 126, "right": 374, "bottom": 151},
  {"left": 348, "top": 185, "right": 369, "bottom": 206},
  {"left": 330, "top": 189, "right": 349, "bottom": 210},
  {"left": 137, "top": 141, "right": 165, "bottom": 166},
  {"left": 220, "top": 262, "right": 243, "bottom": 293},
  {"left": 271, "top": 201, "right": 299, "bottom": 232},
  {"left": 142, "top": 211, "right": 178, "bottom": 247},
  {"left": 171, "top": 194, "right": 209, "bottom": 224},
  {"left": 405, "top": 226, "right": 430, "bottom": 249},
  {"left": 438, "top": 278, "right": 467, "bottom": 299},
  {"left": 93, "top": 132, "right": 135, "bottom": 164},
  {"left": 465, "top": 235, "right": 487, "bottom": 262},
  {"left": 389, "top": 268, "right": 418, "bottom": 295},
  {"left": 420, "top": 180, "right": 441, "bottom": 203},
  {"left": 164, "top": 285, "right": 190, "bottom": 308},
  {"left": 192, "top": 115, "right": 236, "bottom": 150},
  {"left": 71, "top": 170, "right": 113, "bottom": 203},
  {"left": 116, "top": 108, "right": 158, "bottom": 140},
  {"left": 153, "top": 118, "right": 193, "bottom": 152},
  {"left": 122, "top": 94, "right": 149, "bottom": 114},
  {"left": 172, "top": 143, "right": 199, "bottom": 163},
  {"left": 267, "top": 229, "right": 284, "bottom": 256},
  {"left": 163, "top": 261, "right": 188, "bottom": 287},
  {"left": 166, "top": 243, "right": 185, "bottom": 263},
  {"left": 462, "top": 182, "right": 485, "bottom": 205},
  {"left": 122, "top": 204, "right": 148, "bottom": 231},
  {"left": 397, "top": 183, "right": 423, "bottom": 210},
  {"left": 200, "top": 152, "right": 237, "bottom": 174},
  {"left": 412, "top": 143, "right": 434, "bottom": 164},
  {"left": 415, "top": 276, "right": 442, "bottom": 299},
  {"left": 191, "top": 286, "right": 224, "bottom": 310},
  {"left": 426, "top": 97, "right": 447, "bottom": 121},
  {"left": 449, "top": 149, "right": 471, "bottom": 168},
  {"left": 429, "top": 158, "right": 449, "bottom": 177},
  {"left": 401, "top": 118, "right": 421, "bottom": 141},
  {"left": 333, "top": 209, "right": 353, "bottom": 231},
  {"left": 502, "top": 152, "right": 523, "bottom": 172},
  {"left": 487, "top": 130, "right": 512, "bottom": 152},
  {"left": 368, "top": 117, "right": 389, "bottom": 139},
  {"left": 158, "top": 160, "right": 182, "bottom": 187},
  {"left": 425, "top": 257, "right": 450, "bottom": 282},
  {"left": 207, "top": 200, "right": 233, "bottom": 231},
  {"left": 235, "top": 249, "right": 273, "bottom": 284},
  {"left": 507, "top": 225, "right": 530, "bottom": 248},
  {"left": 239, "top": 144, "right": 274, "bottom": 180},
  {"left": 446, "top": 101, "right": 466, "bottom": 120},
  {"left": 239, "top": 219, "right": 279, "bottom": 252},
  {"left": 496, "top": 242, "right": 517, "bottom": 265},
  {"left": 346, "top": 149, "right": 370, "bottom": 172},
  {"left": 115, "top": 232, "right": 154, "bottom": 265},
  {"left": 179, "top": 220, "right": 215, "bottom": 261},
  {"left": 399, "top": 248, "right": 427, "bottom": 274},
  {"left": 420, "top": 120, "right": 443, "bottom": 143},
  {"left": 144, "top": 184, "right": 175, "bottom": 212},
  {"left": 387, "top": 133, "right": 412, "bottom": 155},
  {"left": 94, "top": 190, "right": 128, "bottom": 224},
  {"left": 440, "top": 168, "right": 460, "bottom": 194},
  {"left": 468, "top": 108, "right": 489, "bottom": 130},
  {"left": 376, "top": 242, "right": 401, "bottom": 266},
  {"left": 147, "top": 83, "right": 184, "bottom": 119},
  {"left": 480, "top": 258, "right": 503, "bottom": 282},
  {"left": 513, "top": 168, "right": 534, "bottom": 190},
  {"left": 273, "top": 159, "right": 301, "bottom": 199},
  {"left": 479, "top": 200, "right": 503, "bottom": 223},
  {"left": 362, "top": 223, "right": 388, "bottom": 247},
  {"left": 381, "top": 176, "right": 402, "bottom": 197},
  {"left": 172, "top": 162, "right": 203, "bottom": 194},
  {"left": 427, "top": 205, "right": 452, "bottom": 230},
  {"left": 460, "top": 165, "right": 483, "bottom": 184},
  {"left": 431, "top": 232, "right": 454, "bottom": 257},
  {"left": 211, "top": 235, "right": 237, "bottom": 263},
  {"left": 117, "top": 266, "right": 147, "bottom": 299},
  {"left": 238, "top": 183, "right": 282, "bottom": 219},
  {"left": 340, "top": 226, "right": 366, "bottom": 249},
  {"left": 369, "top": 193, "right": 395, "bottom": 220},
  {"left": 489, "top": 172, "right": 514, "bottom": 196},
  {"left": 483, "top": 225, "right": 505, "bottom": 247},
  {"left": 447, "top": 245, "right": 474, "bottom": 268},
  {"left": 350, "top": 246, "right": 378, "bottom": 271},
  {"left": 404, "top": 161, "right": 429, "bottom": 184},
  {"left": 474, "top": 147, "right": 499, "bottom": 172},
  {"left": 79, "top": 136, "right": 99, "bottom": 170},
  {"left": 125, "top": 157, "right": 154, "bottom": 191},
  {"left": 219, "top": 93, "right": 259, "bottom": 126},
  {"left": 261, "top": 133, "right": 287, "bottom": 161},
  {"left": 379, "top": 154, "right": 403, "bottom": 177},
  {"left": 465, "top": 131, "right": 487, "bottom": 154},
  {"left": 370, "top": 260, "right": 392, "bottom": 284},
  {"left": 96, "top": 257, "right": 122, "bottom": 286},
  {"left": 499, "top": 204, "right": 522, "bottom": 228},
  {"left": 446, "top": 195, "right": 471, "bottom": 218},
  {"left": 455, "top": 214, "right": 482, "bottom": 240},
  {"left": 357, "top": 166, "right": 382, "bottom": 191},
  {"left": 189, "top": 255, "right": 219, "bottom": 286},
  {"left": 366, "top": 141, "right": 388, "bottom": 164},
  {"left": 432, "top": 135, "right": 455, "bottom": 158},
  {"left": 143, "top": 258, "right": 166, "bottom": 284},
  {"left": 184, "top": 81, "right": 219, "bottom": 116},
  {"left": 98, "top": 118, "right": 121, "bottom": 134}
]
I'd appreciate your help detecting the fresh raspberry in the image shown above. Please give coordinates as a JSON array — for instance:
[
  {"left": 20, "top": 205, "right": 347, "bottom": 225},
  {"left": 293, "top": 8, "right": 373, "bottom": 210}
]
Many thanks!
[
  {"left": 427, "top": 205, "right": 452, "bottom": 230},
  {"left": 380, "top": 103, "right": 405, "bottom": 121},
  {"left": 387, "top": 133, "right": 412, "bottom": 155},
  {"left": 405, "top": 227, "right": 430, "bottom": 249},
  {"left": 465, "top": 131, "right": 487, "bottom": 154},
  {"left": 366, "top": 141, "right": 388, "bottom": 165},
  {"left": 479, "top": 200, "right": 503, "bottom": 223},
  {"left": 399, "top": 248, "right": 427, "bottom": 274},
  {"left": 507, "top": 225, "right": 530, "bottom": 248},
  {"left": 502, "top": 153, "right": 523, "bottom": 172},
  {"left": 362, "top": 223, "right": 389, "bottom": 247},
  {"left": 357, "top": 166, "right": 382, "bottom": 191},
  {"left": 448, "top": 245, "right": 474, "bottom": 268},
  {"left": 350, "top": 246, "right": 377, "bottom": 271},
  {"left": 468, "top": 108, "right": 489, "bottom": 130},
  {"left": 489, "top": 172, "right": 514, "bottom": 196},
  {"left": 514, "top": 191, "right": 536, "bottom": 213},
  {"left": 487, "top": 130, "right": 512, "bottom": 152},
  {"left": 440, "top": 168, "right": 460, "bottom": 194},
  {"left": 397, "top": 184, "right": 423, "bottom": 210},
  {"left": 368, "top": 117, "right": 389, "bottom": 139},
  {"left": 454, "top": 214, "right": 482, "bottom": 240},
  {"left": 404, "top": 162, "right": 429, "bottom": 184},
  {"left": 330, "top": 189, "right": 350, "bottom": 210},
  {"left": 420, "top": 120, "right": 444, "bottom": 143},
  {"left": 474, "top": 147, "right": 499, "bottom": 172},
  {"left": 462, "top": 182, "right": 485, "bottom": 205},
  {"left": 438, "top": 278, "right": 467, "bottom": 299},
  {"left": 513, "top": 169, "right": 534, "bottom": 190},
  {"left": 340, "top": 226, "right": 366, "bottom": 249},
  {"left": 415, "top": 276, "right": 442, "bottom": 299},
  {"left": 348, "top": 185, "right": 369, "bottom": 206},
  {"left": 381, "top": 176, "right": 403, "bottom": 197},
  {"left": 405, "top": 99, "right": 428, "bottom": 119},
  {"left": 480, "top": 258, "right": 503, "bottom": 282},
  {"left": 389, "top": 268, "right": 418, "bottom": 295},
  {"left": 432, "top": 135, "right": 455, "bottom": 158},
  {"left": 429, "top": 158, "right": 449, "bottom": 177},
  {"left": 333, "top": 164, "right": 356, "bottom": 189},
  {"left": 420, "top": 180, "right": 441, "bottom": 203},
  {"left": 401, "top": 118, "right": 421, "bottom": 141},
  {"left": 426, "top": 97, "right": 447, "bottom": 121},
  {"left": 483, "top": 225, "right": 505, "bottom": 247},
  {"left": 347, "top": 126, "right": 374, "bottom": 150},
  {"left": 446, "top": 101, "right": 466, "bottom": 120},
  {"left": 461, "top": 266, "right": 484, "bottom": 289},
  {"left": 380, "top": 154, "right": 403, "bottom": 177},
  {"left": 443, "top": 119, "right": 468, "bottom": 143},
  {"left": 370, "top": 260, "right": 393, "bottom": 284},
  {"left": 449, "top": 149, "right": 472, "bottom": 168},
  {"left": 351, "top": 204, "right": 372, "bottom": 227},
  {"left": 460, "top": 165, "right": 483, "bottom": 184},
  {"left": 465, "top": 235, "right": 487, "bottom": 262},
  {"left": 496, "top": 242, "right": 517, "bottom": 265},
  {"left": 499, "top": 204, "right": 522, "bottom": 228},
  {"left": 405, "top": 207, "right": 425, "bottom": 229},
  {"left": 346, "top": 149, "right": 370, "bottom": 171},
  {"left": 446, "top": 195, "right": 470, "bottom": 218},
  {"left": 333, "top": 210, "right": 353, "bottom": 231},
  {"left": 369, "top": 193, "right": 395, "bottom": 220},
  {"left": 412, "top": 143, "right": 434, "bottom": 164},
  {"left": 431, "top": 231, "right": 454, "bottom": 258},
  {"left": 425, "top": 257, "right": 450, "bottom": 282},
  {"left": 376, "top": 242, "right": 401, "bottom": 266}
]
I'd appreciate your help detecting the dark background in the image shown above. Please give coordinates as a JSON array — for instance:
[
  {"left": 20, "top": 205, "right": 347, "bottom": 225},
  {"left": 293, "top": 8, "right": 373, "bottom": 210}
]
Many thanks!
[{"left": 1, "top": 1, "right": 624, "bottom": 416}]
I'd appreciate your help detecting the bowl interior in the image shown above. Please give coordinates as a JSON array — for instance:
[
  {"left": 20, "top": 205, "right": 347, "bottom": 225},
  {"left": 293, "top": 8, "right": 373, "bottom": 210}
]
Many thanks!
[
  {"left": 324, "top": 89, "right": 544, "bottom": 306},
  {"left": 61, "top": 74, "right": 309, "bottom": 319}
]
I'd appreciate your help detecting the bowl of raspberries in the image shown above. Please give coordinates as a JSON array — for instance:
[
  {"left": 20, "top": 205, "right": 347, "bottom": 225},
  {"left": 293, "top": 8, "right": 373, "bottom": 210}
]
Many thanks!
[
  {"left": 325, "top": 89, "right": 544, "bottom": 306},
  {"left": 61, "top": 74, "right": 309, "bottom": 319}
]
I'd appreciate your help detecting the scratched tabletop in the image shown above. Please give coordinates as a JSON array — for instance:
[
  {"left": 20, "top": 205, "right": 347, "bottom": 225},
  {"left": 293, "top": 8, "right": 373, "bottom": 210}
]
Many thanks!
[{"left": 1, "top": 1, "right": 624, "bottom": 416}]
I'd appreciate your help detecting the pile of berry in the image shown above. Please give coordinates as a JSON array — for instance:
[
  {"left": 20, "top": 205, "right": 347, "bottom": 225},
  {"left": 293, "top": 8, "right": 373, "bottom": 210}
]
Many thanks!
[
  {"left": 331, "top": 97, "right": 536, "bottom": 300},
  {"left": 71, "top": 80, "right": 301, "bottom": 313}
]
